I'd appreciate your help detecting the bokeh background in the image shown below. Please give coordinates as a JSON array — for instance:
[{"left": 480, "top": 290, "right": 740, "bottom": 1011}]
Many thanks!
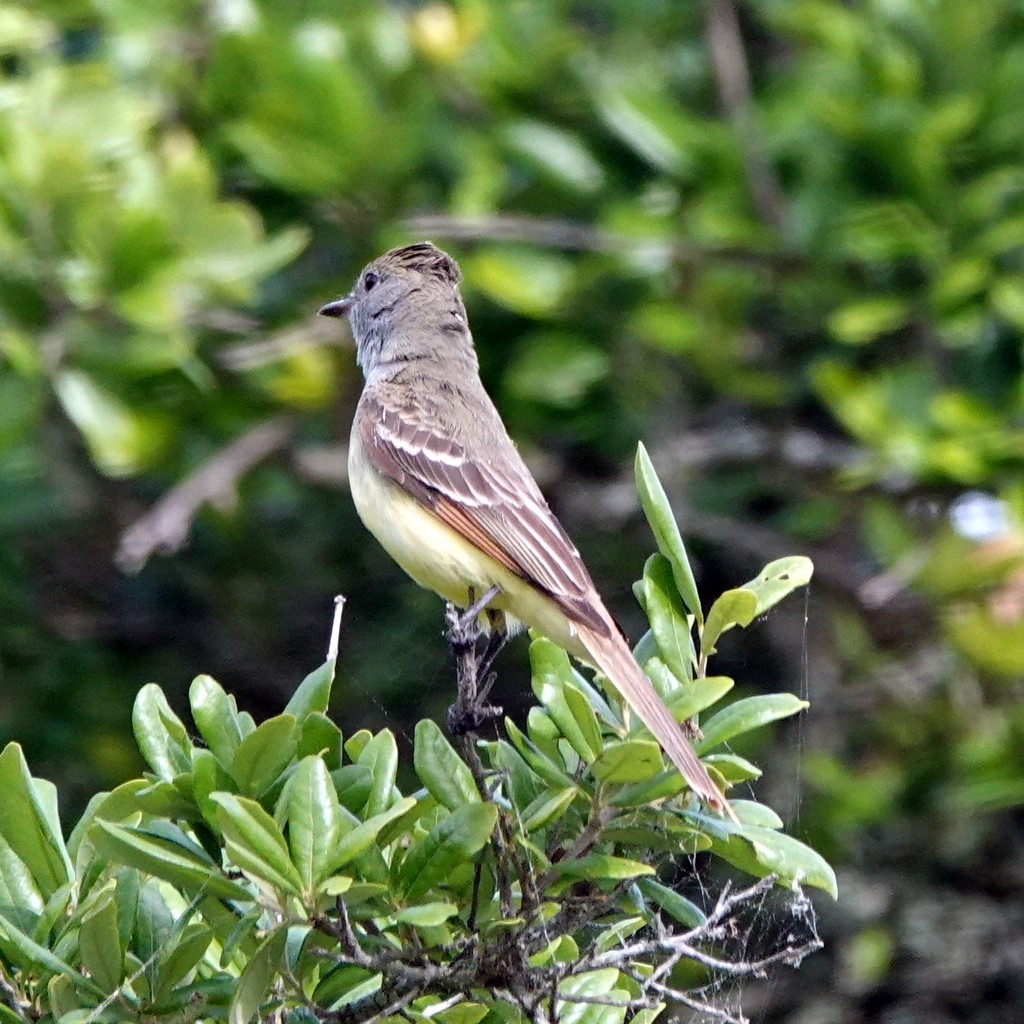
[{"left": 2, "top": 1, "right": 1024, "bottom": 1020}]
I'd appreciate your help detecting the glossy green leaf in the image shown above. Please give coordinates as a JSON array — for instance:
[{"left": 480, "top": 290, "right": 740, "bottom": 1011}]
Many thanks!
[
  {"left": 741, "top": 557, "right": 814, "bottom": 616},
  {"left": 229, "top": 925, "right": 288, "bottom": 1024},
  {"left": 90, "top": 821, "right": 250, "bottom": 901},
  {"left": 520, "top": 787, "right": 579, "bottom": 833},
  {"left": 0, "top": 906, "right": 98, "bottom": 992},
  {"left": 642, "top": 553, "right": 695, "bottom": 682},
  {"left": 359, "top": 730, "right": 398, "bottom": 818},
  {"left": 230, "top": 714, "right": 297, "bottom": 797},
  {"left": 392, "top": 902, "right": 458, "bottom": 926},
  {"left": 701, "top": 588, "right": 758, "bottom": 655},
  {"left": 297, "top": 713, "right": 343, "bottom": 769},
  {"left": 414, "top": 720, "right": 480, "bottom": 810},
  {"left": 713, "top": 825, "right": 838, "bottom": 898},
  {"left": 153, "top": 923, "right": 214, "bottom": 1001},
  {"left": 732, "top": 800, "right": 784, "bottom": 829},
  {"left": 637, "top": 877, "right": 706, "bottom": 928},
  {"left": 504, "top": 719, "right": 575, "bottom": 788},
  {"left": 284, "top": 660, "right": 335, "bottom": 721},
  {"left": 78, "top": 888, "right": 123, "bottom": 993},
  {"left": 530, "top": 639, "right": 602, "bottom": 762},
  {"left": 398, "top": 803, "right": 498, "bottom": 901},
  {"left": 0, "top": 744, "right": 72, "bottom": 899},
  {"left": 287, "top": 757, "right": 341, "bottom": 892},
  {"left": 132, "top": 685, "right": 192, "bottom": 779},
  {"left": 643, "top": 663, "right": 733, "bottom": 724},
  {"left": 331, "top": 764, "right": 373, "bottom": 813},
  {"left": 592, "top": 739, "right": 663, "bottom": 783},
  {"left": 326, "top": 797, "right": 417, "bottom": 874},
  {"left": 696, "top": 694, "right": 809, "bottom": 754},
  {"left": 549, "top": 855, "right": 655, "bottom": 881},
  {"left": 212, "top": 793, "right": 304, "bottom": 897},
  {"left": 190, "top": 675, "right": 244, "bottom": 769},
  {"left": 704, "top": 753, "right": 762, "bottom": 782},
  {"left": 0, "top": 832, "right": 43, "bottom": 932},
  {"left": 635, "top": 442, "right": 702, "bottom": 625}
]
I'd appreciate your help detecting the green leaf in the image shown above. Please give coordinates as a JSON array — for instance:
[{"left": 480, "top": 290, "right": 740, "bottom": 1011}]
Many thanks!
[
  {"left": 520, "top": 787, "right": 579, "bottom": 833},
  {"left": 90, "top": 821, "right": 250, "bottom": 901},
  {"left": 701, "top": 589, "right": 759, "bottom": 656},
  {"left": 0, "top": 832, "right": 43, "bottom": 932},
  {"left": 190, "top": 676, "right": 244, "bottom": 769},
  {"left": 326, "top": 797, "right": 417, "bottom": 874},
  {"left": 504, "top": 719, "right": 575, "bottom": 788},
  {"left": 556, "top": 967, "right": 623, "bottom": 1024},
  {"left": 696, "top": 694, "right": 809, "bottom": 754},
  {"left": 344, "top": 730, "right": 372, "bottom": 762},
  {"left": 287, "top": 757, "right": 341, "bottom": 893},
  {"left": 284, "top": 660, "right": 335, "bottom": 721},
  {"left": 741, "top": 557, "right": 814, "bottom": 617},
  {"left": 635, "top": 442, "right": 702, "bottom": 624},
  {"left": 153, "top": 923, "right": 214, "bottom": 1001},
  {"left": 331, "top": 764, "right": 373, "bottom": 813},
  {"left": 78, "top": 888, "right": 123, "bottom": 993},
  {"left": 0, "top": 744, "right": 72, "bottom": 899},
  {"left": 132, "top": 685, "right": 192, "bottom": 779},
  {"left": 609, "top": 770, "right": 686, "bottom": 807},
  {"left": 192, "top": 748, "right": 231, "bottom": 826},
  {"left": 392, "top": 902, "right": 458, "bottom": 927},
  {"left": 231, "top": 714, "right": 298, "bottom": 797},
  {"left": 713, "top": 826, "right": 838, "bottom": 898},
  {"left": 0, "top": 906, "right": 98, "bottom": 993},
  {"left": 297, "top": 713, "right": 343, "bottom": 769},
  {"left": 398, "top": 803, "right": 498, "bottom": 901},
  {"left": 637, "top": 878, "right": 706, "bottom": 927},
  {"left": 550, "top": 855, "right": 655, "bottom": 881},
  {"left": 642, "top": 554, "right": 695, "bottom": 682},
  {"left": 414, "top": 720, "right": 480, "bottom": 810},
  {"left": 212, "top": 793, "right": 304, "bottom": 897},
  {"left": 530, "top": 639, "right": 602, "bottom": 762},
  {"left": 828, "top": 296, "right": 909, "bottom": 345},
  {"left": 230, "top": 925, "right": 287, "bottom": 1024},
  {"left": 54, "top": 370, "right": 168, "bottom": 477},
  {"left": 359, "top": 730, "right": 398, "bottom": 818},
  {"left": 643, "top": 663, "right": 733, "bottom": 724},
  {"left": 592, "top": 740, "right": 663, "bottom": 783},
  {"left": 732, "top": 800, "right": 784, "bottom": 829},
  {"left": 704, "top": 753, "right": 762, "bottom": 782}
]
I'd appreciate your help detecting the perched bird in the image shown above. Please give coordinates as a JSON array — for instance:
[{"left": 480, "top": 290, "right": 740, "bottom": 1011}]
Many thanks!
[{"left": 319, "top": 242, "right": 731, "bottom": 816}]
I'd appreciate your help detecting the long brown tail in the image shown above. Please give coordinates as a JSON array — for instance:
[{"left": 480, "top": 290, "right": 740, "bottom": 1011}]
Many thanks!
[{"left": 579, "top": 625, "right": 736, "bottom": 821}]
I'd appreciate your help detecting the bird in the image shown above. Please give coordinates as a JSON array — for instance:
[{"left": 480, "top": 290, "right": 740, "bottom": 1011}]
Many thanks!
[{"left": 319, "top": 241, "right": 731, "bottom": 817}]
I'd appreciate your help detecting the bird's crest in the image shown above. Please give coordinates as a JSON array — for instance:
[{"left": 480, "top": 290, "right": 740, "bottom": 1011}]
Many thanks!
[{"left": 379, "top": 242, "right": 461, "bottom": 285}]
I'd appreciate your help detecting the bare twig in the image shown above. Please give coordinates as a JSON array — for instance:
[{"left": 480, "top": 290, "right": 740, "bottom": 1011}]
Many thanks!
[
  {"left": 116, "top": 415, "right": 295, "bottom": 572},
  {"left": 327, "top": 595, "right": 346, "bottom": 661},
  {"left": 704, "top": 0, "right": 786, "bottom": 230},
  {"left": 403, "top": 214, "right": 801, "bottom": 269}
]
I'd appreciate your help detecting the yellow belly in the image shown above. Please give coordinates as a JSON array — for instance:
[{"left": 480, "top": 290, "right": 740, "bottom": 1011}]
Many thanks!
[{"left": 347, "top": 432, "right": 586, "bottom": 658}]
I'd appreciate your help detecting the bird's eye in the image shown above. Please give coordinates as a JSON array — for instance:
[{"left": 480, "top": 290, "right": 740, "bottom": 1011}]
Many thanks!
[{"left": 363, "top": 272, "right": 379, "bottom": 292}]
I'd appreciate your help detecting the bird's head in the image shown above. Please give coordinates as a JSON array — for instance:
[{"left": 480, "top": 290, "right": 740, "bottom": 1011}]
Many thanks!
[{"left": 319, "top": 242, "right": 471, "bottom": 376}]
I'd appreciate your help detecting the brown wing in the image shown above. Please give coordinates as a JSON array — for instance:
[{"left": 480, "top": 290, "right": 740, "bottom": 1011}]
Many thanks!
[{"left": 359, "top": 389, "right": 611, "bottom": 637}]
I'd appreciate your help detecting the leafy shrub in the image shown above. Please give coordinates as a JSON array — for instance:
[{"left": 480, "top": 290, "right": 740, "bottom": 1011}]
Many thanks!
[{"left": 0, "top": 450, "right": 827, "bottom": 1024}]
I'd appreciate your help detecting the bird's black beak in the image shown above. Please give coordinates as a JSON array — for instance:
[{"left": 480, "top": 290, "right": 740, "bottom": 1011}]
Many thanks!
[{"left": 318, "top": 295, "right": 353, "bottom": 318}]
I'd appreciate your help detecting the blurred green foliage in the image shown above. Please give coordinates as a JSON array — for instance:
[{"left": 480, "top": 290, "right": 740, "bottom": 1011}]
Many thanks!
[{"left": 1, "top": 0, "right": 1024, "bottom": 1015}]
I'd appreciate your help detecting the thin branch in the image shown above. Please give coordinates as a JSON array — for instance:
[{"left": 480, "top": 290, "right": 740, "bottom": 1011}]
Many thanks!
[
  {"left": 116, "top": 415, "right": 295, "bottom": 572},
  {"left": 403, "top": 214, "right": 801, "bottom": 269},
  {"left": 704, "top": 0, "right": 786, "bottom": 230}
]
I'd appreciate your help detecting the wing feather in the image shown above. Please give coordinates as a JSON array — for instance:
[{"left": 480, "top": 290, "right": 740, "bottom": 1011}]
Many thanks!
[{"left": 360, "top": 389, "right": 610, "bottom": 636}]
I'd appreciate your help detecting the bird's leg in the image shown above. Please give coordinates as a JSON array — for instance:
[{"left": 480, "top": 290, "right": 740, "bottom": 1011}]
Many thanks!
[{"left": 446, "top": 585, "right": 504, "bottom": 735}]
